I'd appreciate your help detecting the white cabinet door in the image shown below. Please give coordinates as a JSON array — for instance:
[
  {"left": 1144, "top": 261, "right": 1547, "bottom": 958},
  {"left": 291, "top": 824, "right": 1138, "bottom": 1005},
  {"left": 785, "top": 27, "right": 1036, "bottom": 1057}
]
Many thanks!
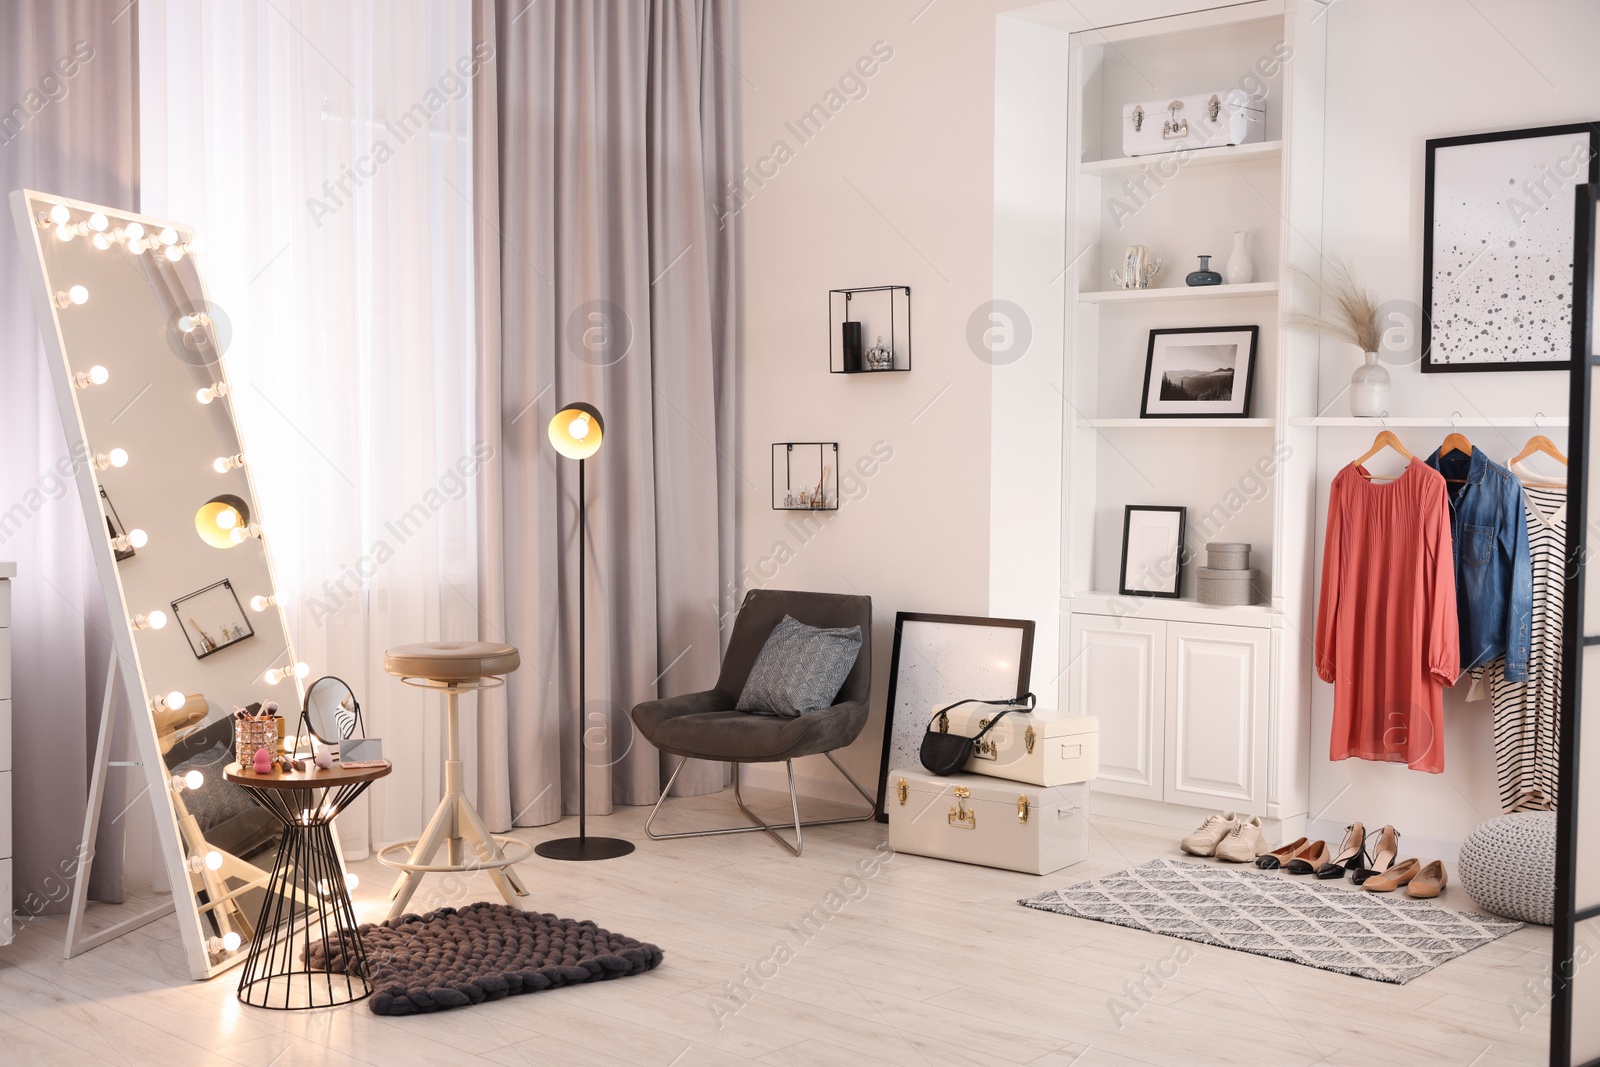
[
  {"left": 1163, "top": 622, "right": 1269, "bottom": 810},
  {"left": 1067, "top": 614, "right": 1165, "bottom": 800}
]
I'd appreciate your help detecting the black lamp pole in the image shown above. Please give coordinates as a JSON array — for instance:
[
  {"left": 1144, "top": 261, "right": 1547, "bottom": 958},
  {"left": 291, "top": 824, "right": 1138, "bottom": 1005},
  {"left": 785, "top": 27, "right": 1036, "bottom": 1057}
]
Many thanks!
[{"left": 537, "top": 409, "right": 633, "bottom": 862}]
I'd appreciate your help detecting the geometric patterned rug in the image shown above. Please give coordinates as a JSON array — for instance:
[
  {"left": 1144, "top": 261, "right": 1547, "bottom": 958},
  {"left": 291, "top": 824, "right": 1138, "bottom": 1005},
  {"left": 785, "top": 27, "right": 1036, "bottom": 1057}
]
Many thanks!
[{"left": 1019, "top": 859, "right": 1523, "bottom": 984}]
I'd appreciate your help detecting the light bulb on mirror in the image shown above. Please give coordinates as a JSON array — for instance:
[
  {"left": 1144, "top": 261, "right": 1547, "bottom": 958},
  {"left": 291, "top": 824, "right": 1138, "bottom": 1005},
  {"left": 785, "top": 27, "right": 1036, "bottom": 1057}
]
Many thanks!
[
  {"left": 170, "top": 769, "right": 204, "bottom": 792},
  {"left": 110, "top": 528, "right": 147, "bottom": 553},
  {"left": 250, "top": 594, "right": 278, "bottom": 612},
  {"left": 159, "top": 227, "right": 178, "bottom": 246},
  {"left": 213, "top": 453, "right": 245, "bottom": 474},
  {"left": 205, "top": 933, "right": 243, "bottom": 954},
  {"left": 54, "top": 224, "right": 74, "bottom": 242},
  {"left": 130, "top": 610, "right": 167, "bottom": 631},
  {"left": 205, "top": 850, "right": 223, "bottom": 871},
  {"left": 72, "top": 365, "right": 109, "bottom": 389},
  {"left": 228, "top": 522, "right": 263, "bottom": 544},
  {"left": 164, "top": 244, "right": 184, "bottom": 262},
  {"left": 88, "top": 212, "right": 108, "bottom": 232},
  {"left": 196, "top": 381, "right": 229, "bottom": 404},
  {"left": 93, "top": 448, "right": 129, "bottom": 471},
  {"left": 48, "top": 204, "right": 70, "bottom": 226},
  {"left": 150, "top": 691, "right": 186, "bottom": 714},
  {"left": 91, "top": 232, "right": 111, "bottom": 250},
  {"left": 54, "top": 285, "right": 90, "bottom": 308},
  {"left": 264, "top": 661, "right": 309, "bottom": 686}
]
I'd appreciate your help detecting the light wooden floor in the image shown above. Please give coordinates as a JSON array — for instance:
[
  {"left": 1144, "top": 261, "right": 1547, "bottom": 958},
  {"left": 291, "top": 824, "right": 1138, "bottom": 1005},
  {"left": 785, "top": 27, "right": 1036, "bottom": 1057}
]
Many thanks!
[{"left": 0, "top": 788, "right": 1553, "bottom": 1067}]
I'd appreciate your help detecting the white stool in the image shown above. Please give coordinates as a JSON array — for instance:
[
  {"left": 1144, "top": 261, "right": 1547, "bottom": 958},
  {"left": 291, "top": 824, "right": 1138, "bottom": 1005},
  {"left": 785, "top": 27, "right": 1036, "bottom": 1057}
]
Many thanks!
[{"left": 378, "top": 641, "right": 532, "bottom": 920}]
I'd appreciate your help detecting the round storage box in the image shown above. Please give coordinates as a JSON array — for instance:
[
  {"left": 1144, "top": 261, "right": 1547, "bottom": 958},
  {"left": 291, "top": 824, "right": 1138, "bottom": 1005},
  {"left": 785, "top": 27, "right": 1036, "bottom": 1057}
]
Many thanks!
[
  {"left": 1457, "top": 811, "right": 1556, "bottom": 924},
  {"left": 1205, "top": 542, "right": 1251, "bottom": 571},
  {"left": 1197, "top": 567, "right": 1258, "bottom": 606}
]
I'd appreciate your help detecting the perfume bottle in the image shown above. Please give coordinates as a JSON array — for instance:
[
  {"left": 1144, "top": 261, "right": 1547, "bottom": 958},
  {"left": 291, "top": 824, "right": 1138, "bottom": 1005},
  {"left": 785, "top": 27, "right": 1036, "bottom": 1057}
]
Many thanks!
[{"left": 1186, "top": 255, "right": 1222, "bottom": 286}]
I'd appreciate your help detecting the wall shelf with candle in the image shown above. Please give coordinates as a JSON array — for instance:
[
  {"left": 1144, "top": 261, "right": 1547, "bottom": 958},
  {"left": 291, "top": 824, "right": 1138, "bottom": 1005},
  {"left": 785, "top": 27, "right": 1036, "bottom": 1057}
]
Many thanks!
[{"left": 829, "top": 286, "right": 911, "bottom": 373}]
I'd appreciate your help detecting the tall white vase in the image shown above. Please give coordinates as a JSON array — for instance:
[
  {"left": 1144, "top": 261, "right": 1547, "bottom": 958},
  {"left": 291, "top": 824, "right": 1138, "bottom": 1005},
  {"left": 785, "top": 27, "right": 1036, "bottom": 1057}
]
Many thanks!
[
  {"left": 1349, "top": 350, "right": 1391, "bottom": 417},
  {"left": 1225, "top": 230, "right": 1253, "bottom": 284}
]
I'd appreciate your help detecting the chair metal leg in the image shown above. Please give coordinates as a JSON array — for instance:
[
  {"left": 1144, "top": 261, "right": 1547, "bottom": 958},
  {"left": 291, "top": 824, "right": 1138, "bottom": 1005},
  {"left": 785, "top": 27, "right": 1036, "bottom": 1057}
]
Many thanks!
[{"left": 643, "top": 752, "right": 877, "bottom": 856}]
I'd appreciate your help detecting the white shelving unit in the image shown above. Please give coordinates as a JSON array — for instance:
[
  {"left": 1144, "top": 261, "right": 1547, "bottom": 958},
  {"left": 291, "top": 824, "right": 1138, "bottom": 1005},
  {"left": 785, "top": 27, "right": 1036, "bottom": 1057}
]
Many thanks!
[
  {"left": 1289, "top": 415, "right": 1568, "bottom": 428},
  {"left": 1060, "top": 0, "right": 1326, "bottom": 833}
]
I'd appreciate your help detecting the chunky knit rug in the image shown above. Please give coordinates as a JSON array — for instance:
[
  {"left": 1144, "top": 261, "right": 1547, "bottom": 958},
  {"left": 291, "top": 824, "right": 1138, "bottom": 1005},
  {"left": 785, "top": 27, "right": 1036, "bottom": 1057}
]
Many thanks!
[
  {"left": 306, "top": 901, "right": 665, "bottom": 1015},
  {"left": 1020, "top": 859, "right": 1522, "bottom": 983}
]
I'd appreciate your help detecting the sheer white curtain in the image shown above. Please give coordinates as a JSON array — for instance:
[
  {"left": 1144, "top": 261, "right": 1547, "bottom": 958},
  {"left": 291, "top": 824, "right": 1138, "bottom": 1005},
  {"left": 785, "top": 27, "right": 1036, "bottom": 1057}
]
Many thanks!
[{"left": 138, "top": 0, "right": 481, "bottom": 856}]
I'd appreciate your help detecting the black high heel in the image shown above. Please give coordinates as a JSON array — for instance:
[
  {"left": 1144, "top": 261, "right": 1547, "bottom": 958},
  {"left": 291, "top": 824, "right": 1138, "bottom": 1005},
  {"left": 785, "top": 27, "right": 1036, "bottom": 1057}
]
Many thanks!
[
  {"left": 1315, "top": 822, "right": 1366, "bottom": 879},
  {"left": 1351, "top": 825, "right": 1401, "bottom": 886}
]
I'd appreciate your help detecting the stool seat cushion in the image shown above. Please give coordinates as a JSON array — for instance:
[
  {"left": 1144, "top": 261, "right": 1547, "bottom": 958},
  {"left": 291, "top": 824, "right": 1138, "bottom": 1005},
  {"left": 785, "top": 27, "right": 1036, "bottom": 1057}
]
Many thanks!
[
  {"left": 384, "top": 641, "right": 520, "bottom": 681},
  {"left": 1457, "top": 811, "right": 1557, "bottom": 925}
]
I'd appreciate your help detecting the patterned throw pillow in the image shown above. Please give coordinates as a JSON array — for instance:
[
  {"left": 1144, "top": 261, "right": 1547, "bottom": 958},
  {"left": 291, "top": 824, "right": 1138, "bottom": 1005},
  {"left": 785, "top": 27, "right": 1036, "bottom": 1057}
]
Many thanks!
[{"left": 736, "top": 614, "right": 862, "bottom": 718}]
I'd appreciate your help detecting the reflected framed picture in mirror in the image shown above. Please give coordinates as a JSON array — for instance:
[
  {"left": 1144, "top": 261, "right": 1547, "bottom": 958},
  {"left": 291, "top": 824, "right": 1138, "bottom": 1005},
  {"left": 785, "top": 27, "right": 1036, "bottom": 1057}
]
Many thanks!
[
  {"left": 172, "top": 579, "right": 254, "bottom": 659},
  {"left": 99, "top": 486, "right": 136, "bottom": 562}
]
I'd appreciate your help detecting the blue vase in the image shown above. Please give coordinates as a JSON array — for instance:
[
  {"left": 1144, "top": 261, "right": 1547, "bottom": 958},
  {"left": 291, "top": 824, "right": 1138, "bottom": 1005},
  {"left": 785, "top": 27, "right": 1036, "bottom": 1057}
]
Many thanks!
[{"left": 1186, "top": 255, "right": 1222, "bottom": 286}]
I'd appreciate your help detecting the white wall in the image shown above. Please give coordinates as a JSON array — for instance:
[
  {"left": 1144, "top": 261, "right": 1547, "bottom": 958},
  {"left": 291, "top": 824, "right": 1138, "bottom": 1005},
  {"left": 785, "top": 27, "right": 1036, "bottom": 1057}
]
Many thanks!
[
  {"left": 1305, "top": 0, "right": 1595, "bottom": 857},
  {"left": 736, "top": 0, "right": 998, "bottom": 798}
]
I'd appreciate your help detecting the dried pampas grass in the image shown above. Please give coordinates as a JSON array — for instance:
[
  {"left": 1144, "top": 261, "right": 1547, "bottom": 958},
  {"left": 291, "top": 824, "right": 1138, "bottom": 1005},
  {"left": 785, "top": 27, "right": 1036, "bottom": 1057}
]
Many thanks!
[{"left": 1286, "top": 260, "right": 1382, "bottom": 353}]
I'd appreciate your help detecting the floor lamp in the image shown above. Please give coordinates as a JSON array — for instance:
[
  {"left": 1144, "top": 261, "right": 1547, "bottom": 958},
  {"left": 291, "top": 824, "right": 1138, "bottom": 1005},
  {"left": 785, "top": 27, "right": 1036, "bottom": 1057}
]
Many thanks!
[{"left": 536, "top": 402, "right": 635, "bottom": 861}]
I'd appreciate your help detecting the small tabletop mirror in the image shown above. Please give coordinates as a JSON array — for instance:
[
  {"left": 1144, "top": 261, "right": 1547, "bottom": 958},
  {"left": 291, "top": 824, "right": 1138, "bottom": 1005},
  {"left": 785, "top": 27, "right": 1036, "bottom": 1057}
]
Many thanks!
[{"left": 302, "top": 675, "right": 362, "bottom": 748}]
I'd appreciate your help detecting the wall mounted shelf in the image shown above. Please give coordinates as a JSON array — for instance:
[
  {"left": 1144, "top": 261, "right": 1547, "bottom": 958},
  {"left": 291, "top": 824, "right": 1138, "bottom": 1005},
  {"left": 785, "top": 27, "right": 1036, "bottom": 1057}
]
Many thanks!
[
  {"left": 1080, "top": 417, "right": 1276, "bottom": 430},
  {"left": 830, "top": 286, "right": 911, "bottom": 373},
  {"left": 1079, "top": 140, "right": 1284, "bottom": 177},
  {"left": 1070, "top": 590, "right": 1275, "bottom": 629},
  {"left": 1288, "top": 415, "right": 1569, "bottom": 428},
  {"left": 771, "top": 442, "right": 839, "bottom": 511},
  {"left": 1079, "top": 282, "right": 1278, "bottom": 304}
]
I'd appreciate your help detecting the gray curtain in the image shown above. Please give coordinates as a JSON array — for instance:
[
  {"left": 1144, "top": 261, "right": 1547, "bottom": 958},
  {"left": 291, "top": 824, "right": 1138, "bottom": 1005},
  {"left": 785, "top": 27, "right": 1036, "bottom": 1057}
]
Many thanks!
[
  {"left": 473, "top": 0, "right": 742, "bottom": 830},
  {"left": 0, "top": 1, "right": 138, "bottom": 911}
]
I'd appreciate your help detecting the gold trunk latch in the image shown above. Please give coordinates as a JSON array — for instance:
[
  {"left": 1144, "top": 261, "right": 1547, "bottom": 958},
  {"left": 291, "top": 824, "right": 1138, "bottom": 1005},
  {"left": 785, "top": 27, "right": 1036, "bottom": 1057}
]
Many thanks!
[
  {"left": 897, "top": 777, "right": 908, "bottom": 806},
  {"left": 1024, "top": 725, "right": 1037, "bottom": 755},
  {"left": 1018, "top": 795, "right": 1030, "bottom": 824},
  {"left": 948, "top": 784, "right": 975, "bottom": 829}
]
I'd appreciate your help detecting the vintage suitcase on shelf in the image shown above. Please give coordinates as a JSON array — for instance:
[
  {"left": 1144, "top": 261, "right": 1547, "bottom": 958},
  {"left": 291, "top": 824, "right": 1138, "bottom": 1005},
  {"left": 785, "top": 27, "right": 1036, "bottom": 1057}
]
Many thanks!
[
  {"left": 887, "top": 768, "right": 1090, "bottom": 875},
  {"left": 933, "top": 704, "right": 1099, "bottom": 787},
  {"left": 1122, "top": 88, "right": 1264, "bottom": 157}
]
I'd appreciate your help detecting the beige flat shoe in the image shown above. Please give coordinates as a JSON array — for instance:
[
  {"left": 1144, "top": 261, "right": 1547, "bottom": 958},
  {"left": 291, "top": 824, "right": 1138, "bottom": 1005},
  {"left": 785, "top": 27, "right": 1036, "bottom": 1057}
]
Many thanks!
[
  {"left": 1284, "top": 840, "right": 1329, "bottom": 875},
  {"left": 1362, "top": 857, "right": 1420, "bottom": 892},
  {"left": 1215, "top": 815, "right": 1267, "bottom": 862},
  {"left": 1254, "top": 836, "right": 1309, "bottom": 870},
  {"left": 1405, "top": 860, "right": 1448, "bottom": 898}
]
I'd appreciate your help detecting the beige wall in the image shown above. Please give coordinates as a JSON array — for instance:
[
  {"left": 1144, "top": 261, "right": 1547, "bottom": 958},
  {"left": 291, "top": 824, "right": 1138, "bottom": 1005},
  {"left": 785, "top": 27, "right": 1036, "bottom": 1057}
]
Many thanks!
[{"left": 736, "top": 0, "right": 998, "bottom": 797}]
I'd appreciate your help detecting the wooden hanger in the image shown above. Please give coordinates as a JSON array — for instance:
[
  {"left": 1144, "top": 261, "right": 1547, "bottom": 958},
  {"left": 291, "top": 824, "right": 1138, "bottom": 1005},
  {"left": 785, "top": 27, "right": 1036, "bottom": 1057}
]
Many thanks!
[
  {"left": 1510, "top": 434, "right": 1568, "bottom": 489},
  {"left": 1353, "top": 430, "right": 1413, "bottom": 482},
  {"left": 1436, "top": 431, "right": 1472, "bottom": 483}
]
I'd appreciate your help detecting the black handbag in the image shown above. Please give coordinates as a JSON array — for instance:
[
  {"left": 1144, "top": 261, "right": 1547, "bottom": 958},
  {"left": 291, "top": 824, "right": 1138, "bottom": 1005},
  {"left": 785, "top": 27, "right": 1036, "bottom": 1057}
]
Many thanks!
[{"left": 918, "top": 693, "right": 1037, "bottom": 776}]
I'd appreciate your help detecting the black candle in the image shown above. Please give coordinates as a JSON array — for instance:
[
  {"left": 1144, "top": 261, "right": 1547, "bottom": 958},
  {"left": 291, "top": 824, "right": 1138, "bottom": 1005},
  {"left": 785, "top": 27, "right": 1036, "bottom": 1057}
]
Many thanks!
[{"left": 841, "top": 321, "right": 863, "bottom": 372}]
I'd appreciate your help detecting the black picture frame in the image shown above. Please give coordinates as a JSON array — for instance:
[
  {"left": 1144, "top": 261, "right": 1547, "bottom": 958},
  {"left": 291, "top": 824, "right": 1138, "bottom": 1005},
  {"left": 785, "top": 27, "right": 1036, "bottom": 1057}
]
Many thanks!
[
  {"left": 99, "top": 486, "right": 135, "bottom": 562},
  {"left": 1119, "top": 505, "right": 1188, "bottom": 599},
  {"left": 1422, "top": 122, "right": 1599, "bottom": 373},
  {"left": 1139, "top": 326, "right": 1259, "bottom": 417},
  {"left": 874, "top": 611, "right": 1034, "bottom": 822},
  {"left": 171, "top": 578, "right": 254, "bottom": 659}
]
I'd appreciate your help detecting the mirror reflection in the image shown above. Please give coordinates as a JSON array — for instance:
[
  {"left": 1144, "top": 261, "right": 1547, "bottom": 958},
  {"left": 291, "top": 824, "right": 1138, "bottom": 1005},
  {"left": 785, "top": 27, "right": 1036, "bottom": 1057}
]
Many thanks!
[
  {"left": 12, "top": 191, "right": 327, "bottom": 976},
  {"left": 303, "top": 675, "right": 361, "bottom": 746}
]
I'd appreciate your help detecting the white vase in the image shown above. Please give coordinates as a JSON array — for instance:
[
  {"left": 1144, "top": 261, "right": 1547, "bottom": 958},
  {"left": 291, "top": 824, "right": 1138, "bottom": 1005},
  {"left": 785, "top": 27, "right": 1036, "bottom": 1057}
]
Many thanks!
[
  {"left": 1225, "top": 230, "right": 1253, "bottom": 284},
  {"left": 1349, "top": 350, "right": 1391, "bottom": 417}
]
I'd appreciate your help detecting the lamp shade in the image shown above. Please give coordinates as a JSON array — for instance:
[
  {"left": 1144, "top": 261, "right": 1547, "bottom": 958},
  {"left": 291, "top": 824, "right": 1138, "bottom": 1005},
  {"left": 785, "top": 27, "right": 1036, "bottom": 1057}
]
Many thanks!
[
  {"left": 195, "top": 494, "right": 251, "bottom": 549},
  {"left": 548, "top": 402, "right": 604, "bottom": 460}
]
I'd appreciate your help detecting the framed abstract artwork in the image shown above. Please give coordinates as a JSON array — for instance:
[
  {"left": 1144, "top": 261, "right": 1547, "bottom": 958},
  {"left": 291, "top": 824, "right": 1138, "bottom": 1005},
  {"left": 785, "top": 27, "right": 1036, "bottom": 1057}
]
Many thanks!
[
  {"left": 1422, "top": 123, "right": 1599, "bottom": 372},
  {"left": 874, "top": 612, "right": 1034, "bottom": 821}
]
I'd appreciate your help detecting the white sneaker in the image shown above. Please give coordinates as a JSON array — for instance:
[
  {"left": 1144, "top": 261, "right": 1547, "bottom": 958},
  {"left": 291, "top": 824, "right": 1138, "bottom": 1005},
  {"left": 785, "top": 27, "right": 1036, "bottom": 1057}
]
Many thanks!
[
  {"left": 1180, "top": 811, "right": 1239, "bottom": 857},
  {"left": 1214, "top": 815, "right": 1267, "bottom": 862}
]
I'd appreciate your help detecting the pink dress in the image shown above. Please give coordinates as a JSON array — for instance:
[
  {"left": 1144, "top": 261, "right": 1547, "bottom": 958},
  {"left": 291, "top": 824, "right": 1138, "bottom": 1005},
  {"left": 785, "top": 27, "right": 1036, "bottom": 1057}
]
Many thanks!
[{"left": 1315, "top": 459, "right": 1460, "bottom": 773}]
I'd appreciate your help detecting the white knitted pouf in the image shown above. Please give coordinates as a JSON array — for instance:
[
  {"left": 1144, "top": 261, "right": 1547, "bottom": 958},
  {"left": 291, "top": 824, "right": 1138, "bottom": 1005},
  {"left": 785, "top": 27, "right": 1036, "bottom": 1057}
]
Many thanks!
[{"left": 1457, "top": 812, "right": 1556, "bottom": 925}]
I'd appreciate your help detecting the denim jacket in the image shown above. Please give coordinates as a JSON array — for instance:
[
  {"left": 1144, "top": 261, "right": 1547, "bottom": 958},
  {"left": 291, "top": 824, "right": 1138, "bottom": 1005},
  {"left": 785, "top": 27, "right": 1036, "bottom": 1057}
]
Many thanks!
[{"left": 1425, "top": 447, "right": 1532, "bottom": 680}]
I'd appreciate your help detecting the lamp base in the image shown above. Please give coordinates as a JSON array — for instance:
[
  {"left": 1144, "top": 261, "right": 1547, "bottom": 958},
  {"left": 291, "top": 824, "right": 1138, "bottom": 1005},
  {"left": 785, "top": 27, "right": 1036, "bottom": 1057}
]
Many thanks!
[{"left": 534, "top": 836, "right": 635, "bottom": 861}]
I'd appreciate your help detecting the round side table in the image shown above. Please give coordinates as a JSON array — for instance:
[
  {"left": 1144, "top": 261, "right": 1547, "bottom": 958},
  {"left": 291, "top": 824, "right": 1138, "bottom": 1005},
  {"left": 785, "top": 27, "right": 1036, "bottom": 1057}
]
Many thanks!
[{"left": 224, "top": 760, "right": 391, "bottom": 1009}]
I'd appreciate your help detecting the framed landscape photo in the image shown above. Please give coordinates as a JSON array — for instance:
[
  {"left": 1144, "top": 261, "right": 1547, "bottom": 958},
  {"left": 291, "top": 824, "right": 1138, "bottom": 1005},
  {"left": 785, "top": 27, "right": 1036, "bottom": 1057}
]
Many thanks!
[
  {"left": 1139, "top": 326, "right": 1258, "bottom": 417},
  {"left": 1422, "top": 123, "right": 1599, "bottom": 372},
  {"left": 873, "top": 612, "right": 1034, "bottom": 821},
  {"left": 1119, "top": 506, "right": 1187, "bottom": 598},
  {"left": 172, "top": 578, "right": 254, "bottom": 659}
]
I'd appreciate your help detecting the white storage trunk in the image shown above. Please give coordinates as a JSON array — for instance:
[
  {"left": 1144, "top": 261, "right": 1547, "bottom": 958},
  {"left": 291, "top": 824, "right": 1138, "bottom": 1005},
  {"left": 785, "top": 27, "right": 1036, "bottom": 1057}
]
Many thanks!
[
  {"left": 888, "top": 768, "right": 1090, "bottom": 875},
  {"left": 934, "top": 704, "right": 1099, "bottom": 787},
  {"left": 1122, "top": 89, "right": 1264, "bottom": 157}
]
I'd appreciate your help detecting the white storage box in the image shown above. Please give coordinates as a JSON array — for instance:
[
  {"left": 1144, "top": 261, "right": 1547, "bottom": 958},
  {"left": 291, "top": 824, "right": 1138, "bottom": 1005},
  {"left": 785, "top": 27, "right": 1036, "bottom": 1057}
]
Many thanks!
[
  {"left": 933, "top": 704, "right": 1099, "bottom": 787},
  {"left": 1122, "top": 89, "right": 1264, "bottom": 157},
  {"left": 888, "top": 768, "right": 1090, "bottom": 875}
]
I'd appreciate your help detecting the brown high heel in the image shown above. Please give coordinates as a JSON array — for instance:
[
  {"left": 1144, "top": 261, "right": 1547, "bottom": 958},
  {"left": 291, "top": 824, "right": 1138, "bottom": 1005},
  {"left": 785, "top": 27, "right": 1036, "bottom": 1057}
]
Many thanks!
[
  {"left": 1352, "top": 825, "right": 1400, "bottom": 886},
  {"left": 1254, "top": 836, "right": 1309, "bottom": 870},
  {"left": 1405, "top": 860, "right": 1448, "bottom": 898},
  {"left": 1362, "top": 857, "right": 1420, "bottom": 892},
  {"left": 1284, "top": 840, "right": 1329, "bottom": 875},
  {"left": 1315, "top": 821, "right": 1367, "bottom": 879}
]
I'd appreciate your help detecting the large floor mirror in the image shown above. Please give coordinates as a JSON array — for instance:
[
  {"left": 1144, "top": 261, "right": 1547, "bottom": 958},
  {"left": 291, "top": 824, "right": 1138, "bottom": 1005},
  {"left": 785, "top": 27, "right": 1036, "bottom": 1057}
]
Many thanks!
[{"left": 9, "top": 190, "right": 333, "bottom": 980}]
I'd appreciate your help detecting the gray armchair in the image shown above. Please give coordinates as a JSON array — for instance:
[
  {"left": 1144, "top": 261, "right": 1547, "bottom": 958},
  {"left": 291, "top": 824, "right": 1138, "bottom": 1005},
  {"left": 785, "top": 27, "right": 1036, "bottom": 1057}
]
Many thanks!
[{"left": 632, "top": 588, "right": 876, "bottom": 855}]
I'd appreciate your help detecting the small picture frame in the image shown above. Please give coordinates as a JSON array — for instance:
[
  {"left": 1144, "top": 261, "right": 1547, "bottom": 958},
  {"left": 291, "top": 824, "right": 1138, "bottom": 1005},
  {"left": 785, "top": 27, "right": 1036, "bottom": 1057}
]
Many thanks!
[
  {"left": 1139, "top": 326, "right": 1259, "bottom": 418},
  {"left": 1119, "top": 506, "right": 1188, "bottom": 598},
  {"left": 172, "top": 579, "right": 255, "bottom": 659}
]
